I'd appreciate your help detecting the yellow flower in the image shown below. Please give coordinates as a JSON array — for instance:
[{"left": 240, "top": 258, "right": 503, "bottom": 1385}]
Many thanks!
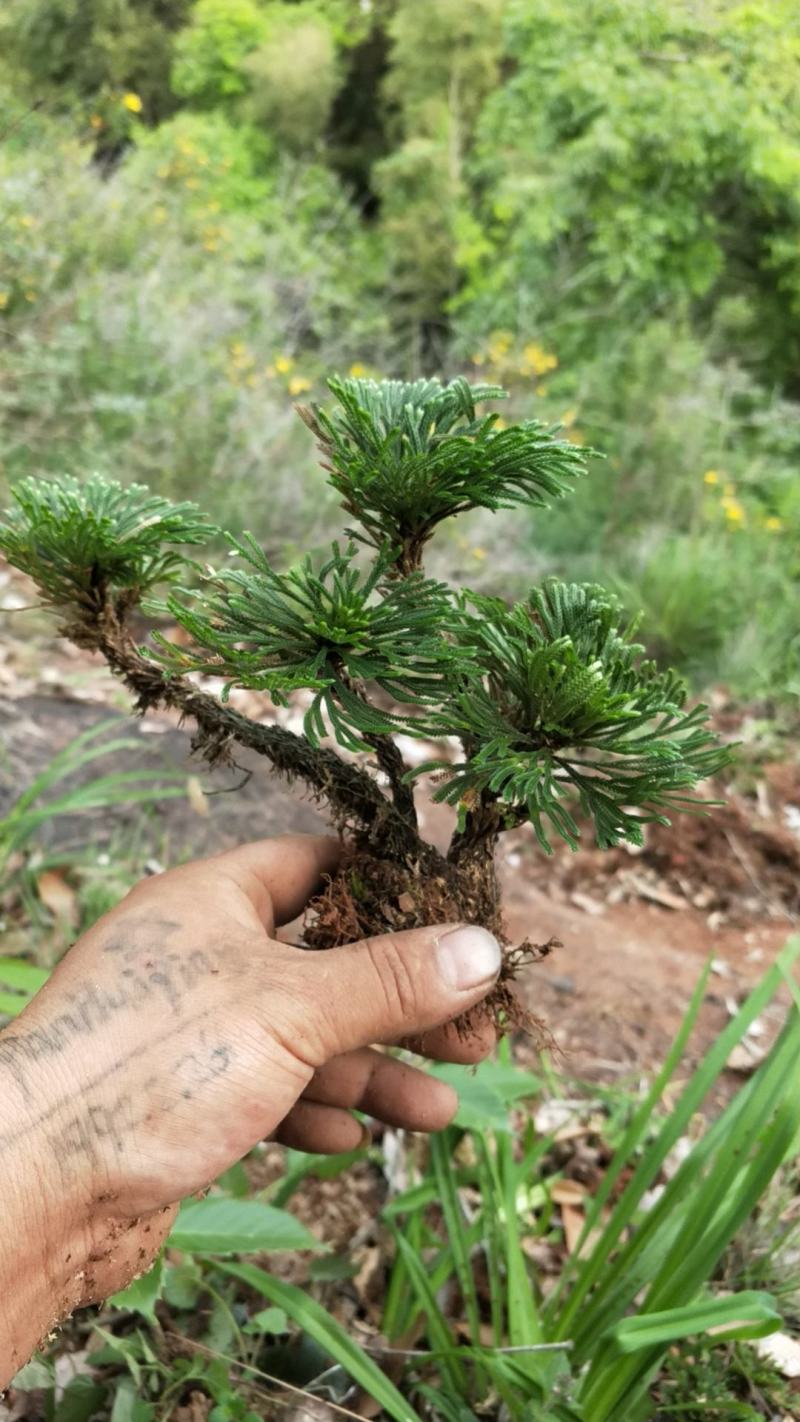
[
  {"left": 19, "top": 215, "right": 34, "bottom": 229},
  {"left": 703, "top": 470, "right": 719, "bottom": 485},
  {"left": 520, "top": 341, "right": 558, "bottom": 377},
  {"left": 89, "top": 114, "right": 103, "bottom": 130},
  {"left": 203, "top": 239, "right": 218, "bottom": 253},
  {"left": 471, "top": 547, "right": 488, "bottom": 561},
  {"left": 274, "top": 354, "right": 294, "bottom": 375},
  {"left": 765, "top": 516, "right": 783, "bottom": 532},
  {"left": 24, "top": 290, "right": 36, "bottom": 302},
  {"left": 470, "top": 352, "right": 485, "bottom": 366},
  {"left": 560, "top": 407, "right": 578, "bottom": 426},
  {"left": 349, "top": 362, "right": 369, "bottom": 378},
  {"left": 0, "top": 292, "right": 8, "bottom": 309},
  {"left": 153, "top": 205, "right": 167, "bottom": 224},
  {"left": 723, "top": 498, "right": 745, "bottom": 524},
  {"left": 288, "top": 375, "right": 312, "bottom": 396},
  {"left": 487, "top": 329, "right": 513, "bottom": 364},
  {"left": 122, "top": 92, "right": 143, "bottom": 114}
]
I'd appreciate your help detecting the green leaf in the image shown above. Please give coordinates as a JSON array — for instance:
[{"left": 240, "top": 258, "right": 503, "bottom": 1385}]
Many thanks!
[
  {"left": 12, "top": 1358, "right": 53, "bottom": 1390},
  {"left": 219, "top": 1261, "right": 423, "bottom": 1422},
  {"left": 610, "top": 1291, "right": 782, "bottom": 1353},
  {"left": 109, "top": 1378, "right": 154, "bottom": 1422},
  {"left": 429, "top": 1057, "right": 541, "bottom": 1130},
  {"left": 242, "top": 1305, "right": 288, "bottom": 1336},
  {"left": 168, "top": 1196, "right": 323, "bottom": 1254},
  {"left": 0, "top": 957, "right": 49, "bottom": 992},
  {"left": 0, "top": 474, "right": 211, "bottom": 614},
  {"left": 109, "top": 1253, "right": 165, "bottom": 1325},
  {"left": 55, "top": 1376, "right": 108, "bottom": 1422}
]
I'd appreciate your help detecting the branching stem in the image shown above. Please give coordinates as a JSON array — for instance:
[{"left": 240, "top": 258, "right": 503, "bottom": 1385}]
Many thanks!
[{"left": 70, "top": 594, "right": 422, "bottom": 858}]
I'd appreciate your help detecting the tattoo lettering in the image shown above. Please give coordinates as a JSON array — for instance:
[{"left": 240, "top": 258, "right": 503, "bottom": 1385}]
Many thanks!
[
  {"left": 0, "top": 921, "right": 218, "bottom": 1100},
  {"left": 49, "top": 1039, "right": 235, "bottom": 1168}
]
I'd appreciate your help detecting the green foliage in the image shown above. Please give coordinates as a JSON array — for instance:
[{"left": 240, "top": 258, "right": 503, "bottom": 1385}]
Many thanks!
[
  {"left": 375, "top": 942, "right": 800, "bottom": 1421},
  {"left": 0, "top": 475, "right": 210, "bottom": 614},
  {"left": 422, "top": 581, "right": 726, "bottom": 851},
  {"left": 171, "top": 0, "right": 269, "bottom": 105},
  {"left": 463, "top": 0, "right": 800, "bottom": 383},
  {"left": 375, "top": 0, "right": 505, "bottom": 320},
  {"left": 156, "top": 539, "right": 454, "bottom": 750},
  {"left": 1, "top": 0, "right": 799, "bottom": 700},
  {"left": 1, "top": 378, "right": 730, "bottom": 854},
  {"left": 304, "top": 375, "right": 587, "bottom": 562},
  {"left": 242, "top": 5, "right": 341, "bottom": 149},
  {"left": 0, "top": 0, "right": 191, "bottom": 122}
]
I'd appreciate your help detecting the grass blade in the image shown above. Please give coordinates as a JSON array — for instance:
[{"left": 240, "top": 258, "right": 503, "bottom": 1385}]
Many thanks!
[{"left": 220, "top": 1261, "right": 423, "bottom": 1422}]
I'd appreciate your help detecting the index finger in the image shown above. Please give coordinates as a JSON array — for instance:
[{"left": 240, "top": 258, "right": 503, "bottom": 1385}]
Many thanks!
[{"left": 209, "top": 834, "right": 341, "bottom": 931}]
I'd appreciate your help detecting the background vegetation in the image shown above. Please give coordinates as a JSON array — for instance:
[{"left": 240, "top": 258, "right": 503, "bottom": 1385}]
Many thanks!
[{"left": 1, "top": 0, "right": 799, "bottom": 700}]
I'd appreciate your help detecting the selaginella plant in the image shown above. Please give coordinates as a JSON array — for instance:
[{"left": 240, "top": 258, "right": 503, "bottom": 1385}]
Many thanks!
[{"left": 0, "top": 377, "right": 730, "bottom": 1024}]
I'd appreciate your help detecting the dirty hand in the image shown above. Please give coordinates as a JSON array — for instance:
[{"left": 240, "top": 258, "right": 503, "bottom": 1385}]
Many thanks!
[{"left": 0, "top": 834, "right": 500, "bottom": 1384}]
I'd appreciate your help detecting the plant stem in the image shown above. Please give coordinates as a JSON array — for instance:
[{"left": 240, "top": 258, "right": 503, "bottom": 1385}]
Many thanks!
[{"left": 68, "top": 594, "right": 421, "bottom": 856}]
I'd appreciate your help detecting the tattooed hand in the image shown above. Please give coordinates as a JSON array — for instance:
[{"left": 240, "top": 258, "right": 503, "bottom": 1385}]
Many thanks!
[{"left": 0, "top": 834, "right": 500, "bottom": 1383}]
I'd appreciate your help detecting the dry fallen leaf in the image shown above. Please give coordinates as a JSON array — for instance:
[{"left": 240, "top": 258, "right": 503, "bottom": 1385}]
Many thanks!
[
  {"left": 551, "top": 1179, "right": 589, "bottom": 1206},
  {"left": 36, "top": 869, "right": 78, "bottom": 926},
  {"left": 561, "top": 1201, "right": 585, "bottom": 1254}
]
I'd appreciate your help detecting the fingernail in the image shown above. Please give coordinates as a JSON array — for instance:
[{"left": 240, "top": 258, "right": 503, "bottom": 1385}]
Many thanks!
[{"left": 436, "top": 926, "right": 501, "bottom": 991}]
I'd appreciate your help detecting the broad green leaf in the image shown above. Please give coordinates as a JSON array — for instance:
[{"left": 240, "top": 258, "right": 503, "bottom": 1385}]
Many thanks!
[
  {"left": 169, "top": 1196, "right": 323, "bottom": 1254},
  {"left": 109, "top": 1378, "right": 154, "bottom": 1422},
  {"left": 110, "top": 1253, "right": 165, "bottom": 1324},
  {"left": 242, "top": 1305, "right": 288, "bottom": 1336},
  {"left": 429, "top": 1066, "right": 511, "bottom": 1130},
  {"left": 55, "top": 1376, "right": 108, "bottom": 1422},
  {"left": 220, "top": 1261, "right": 423, "bottom": 1422},
  {"left": 12, "top": 1359, "right": 53, "bottom": 1390}
]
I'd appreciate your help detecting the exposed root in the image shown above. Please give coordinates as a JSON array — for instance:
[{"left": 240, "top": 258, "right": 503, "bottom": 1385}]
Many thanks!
[
  {"left": 302, "top": 850, "right": 556, "bottom": 1037},
  {"left": 455, "top": 937, "right": 562, "bottom": 1044}
]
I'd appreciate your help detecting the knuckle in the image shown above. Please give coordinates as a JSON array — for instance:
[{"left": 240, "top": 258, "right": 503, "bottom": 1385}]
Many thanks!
[{"left": 365, "top": 934, "right": 419, "bottom": 1023}]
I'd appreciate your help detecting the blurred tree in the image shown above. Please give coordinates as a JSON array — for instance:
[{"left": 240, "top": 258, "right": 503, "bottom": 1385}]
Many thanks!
[
  {"left": 0, "top": 0, "right": 192, "bottom": 122},
  {"left": 460, "top": 0, "right": 800, "bottom": 387},
  {"left": 171, "top": 0, "right": 269, "bottom": 105},
  {"left": 374, "top": 0, "right": 505, "bottom": 346},
  {"left": 243, "top": 6, "right": 340, "bottom": 150},
  {"left": 171, "top": 0, "right": 369, "bottom": 151}
]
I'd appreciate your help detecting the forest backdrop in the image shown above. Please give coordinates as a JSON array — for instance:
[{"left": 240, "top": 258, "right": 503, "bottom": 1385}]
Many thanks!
[{"left": 2, "top": 0, "right": 799, "bottom": 700}]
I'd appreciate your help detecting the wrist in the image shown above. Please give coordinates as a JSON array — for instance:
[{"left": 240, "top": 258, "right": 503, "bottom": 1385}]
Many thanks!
[{"left": 0, "top": 1027, "right": 96, "bottom": 1388}]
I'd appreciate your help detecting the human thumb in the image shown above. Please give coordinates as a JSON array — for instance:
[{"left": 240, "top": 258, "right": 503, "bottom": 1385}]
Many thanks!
[{"left": 295, "top": 923, "right": 502, "bottom": 1056}]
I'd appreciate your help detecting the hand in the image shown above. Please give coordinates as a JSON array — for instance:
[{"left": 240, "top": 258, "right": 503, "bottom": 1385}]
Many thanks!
[{"left": 0, "top": 835, "right": 500, "bottom": 1383}]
